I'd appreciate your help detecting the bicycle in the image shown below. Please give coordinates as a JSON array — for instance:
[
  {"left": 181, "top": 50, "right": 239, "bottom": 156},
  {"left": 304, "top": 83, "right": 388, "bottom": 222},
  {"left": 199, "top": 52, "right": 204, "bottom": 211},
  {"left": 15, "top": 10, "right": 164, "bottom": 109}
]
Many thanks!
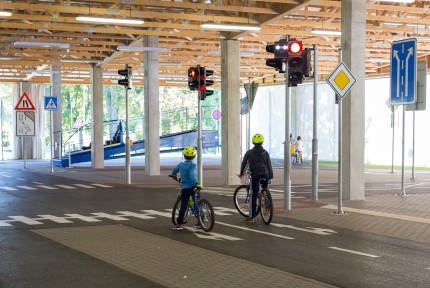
[
  {"left": 233, "top": 173, "right": 273, "bottom": 224},
  {"left": 169, "top": 175, "right": 215, "bottom": 232}
]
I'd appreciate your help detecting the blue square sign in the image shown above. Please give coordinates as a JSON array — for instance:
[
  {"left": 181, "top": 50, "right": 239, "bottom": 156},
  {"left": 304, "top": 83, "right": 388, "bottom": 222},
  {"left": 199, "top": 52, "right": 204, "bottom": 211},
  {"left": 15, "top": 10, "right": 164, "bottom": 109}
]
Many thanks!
[
  {"left": 44, "top": 96, "right": 58, "bottom": 111},
  {"left": 390, "top": 38, "right": 417, "bottom": 105}
]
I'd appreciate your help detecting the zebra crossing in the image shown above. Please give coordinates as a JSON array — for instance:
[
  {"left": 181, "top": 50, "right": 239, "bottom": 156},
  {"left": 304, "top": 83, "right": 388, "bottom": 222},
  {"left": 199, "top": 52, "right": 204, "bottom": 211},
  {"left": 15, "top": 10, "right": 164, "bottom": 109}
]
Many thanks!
[{"left": 0, "top": 182, "right": 113, "bottom": 191}]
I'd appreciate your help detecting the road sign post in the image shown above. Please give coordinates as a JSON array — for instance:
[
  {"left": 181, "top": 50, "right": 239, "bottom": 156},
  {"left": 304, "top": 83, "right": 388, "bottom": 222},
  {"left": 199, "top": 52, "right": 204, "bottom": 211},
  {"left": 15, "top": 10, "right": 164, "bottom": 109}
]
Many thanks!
[
  {"left": 390, "top": 38, "right": 417, "bottom": 196},
  {"left": 326, "top": 56, "right": 357, "bottom": 215}
]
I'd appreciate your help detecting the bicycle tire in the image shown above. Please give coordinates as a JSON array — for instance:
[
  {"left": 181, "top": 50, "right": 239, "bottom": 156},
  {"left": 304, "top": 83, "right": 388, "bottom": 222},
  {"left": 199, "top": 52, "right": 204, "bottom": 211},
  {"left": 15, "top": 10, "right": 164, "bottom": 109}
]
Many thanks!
[
  {"left": 260, "top": 188, "right": 273, "bottom": 225},
  {"left": 171, "top": 195, "right": 191, "bottom": 225},
  {"left": 197, "top": 198, "right": 215, "bottom": 232},
  {"left": 233, "top": 185, "right": 251, "bottom": 218}
]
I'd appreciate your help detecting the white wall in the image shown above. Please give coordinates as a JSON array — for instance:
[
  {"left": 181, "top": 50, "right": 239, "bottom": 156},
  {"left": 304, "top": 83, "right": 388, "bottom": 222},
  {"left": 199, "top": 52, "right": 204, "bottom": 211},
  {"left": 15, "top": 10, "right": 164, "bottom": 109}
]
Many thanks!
[{"left": 241, "top": 75, "right": 430, "bottom": 167}]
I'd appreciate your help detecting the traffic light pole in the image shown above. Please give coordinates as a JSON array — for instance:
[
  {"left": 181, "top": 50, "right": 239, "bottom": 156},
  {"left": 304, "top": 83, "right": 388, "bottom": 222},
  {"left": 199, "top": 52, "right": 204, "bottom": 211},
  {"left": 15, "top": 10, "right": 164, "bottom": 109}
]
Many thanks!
[
  {"left": 125, "top": 87, "right": 131, "bottom": 184},
  {"left": 197, "top": 65, "right": 203, "bottom": 184},
  {"left": 284, "top": 36, "right": 291, "bottom": 211},
  {"left": 312, "top": 44, "right": 319, "bottom": 201}
]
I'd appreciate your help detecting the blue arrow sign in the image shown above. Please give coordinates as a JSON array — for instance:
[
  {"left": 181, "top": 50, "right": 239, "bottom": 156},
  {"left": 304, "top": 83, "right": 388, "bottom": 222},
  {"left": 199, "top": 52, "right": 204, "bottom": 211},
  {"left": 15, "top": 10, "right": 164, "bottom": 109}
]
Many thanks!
[
  {"left": 390, "top": 38, "right": 417, "bottom": 105},
  {"left": 44, "top": 96, "right": 58, "bottom": 111}
]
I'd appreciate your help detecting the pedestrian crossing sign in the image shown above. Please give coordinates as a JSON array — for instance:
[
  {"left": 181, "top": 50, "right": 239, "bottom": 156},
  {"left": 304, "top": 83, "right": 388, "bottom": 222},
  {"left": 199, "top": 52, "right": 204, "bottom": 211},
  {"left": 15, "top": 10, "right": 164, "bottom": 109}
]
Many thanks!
[
  {"left": 15, "top": 92, "right": 36, "bottom": 111},
  {"left": 44, "top": 96, "right": 58, "bottom": 111}
]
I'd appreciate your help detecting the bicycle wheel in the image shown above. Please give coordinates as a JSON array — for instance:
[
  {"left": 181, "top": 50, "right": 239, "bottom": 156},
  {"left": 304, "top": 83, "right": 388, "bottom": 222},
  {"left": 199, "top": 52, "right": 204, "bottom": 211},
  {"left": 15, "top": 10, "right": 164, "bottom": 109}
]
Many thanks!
[
  {"left": 171, "top": 195, "right": 191, "bottom": 225},
  {"left": 197, "top": 199, "right": 215, "bottom": 232},
  {"left": 233, "top": 185, "right": 251, "bottom": 217},
  {"left": 260, "top": 189, "right": 273, "bottom": 224}
]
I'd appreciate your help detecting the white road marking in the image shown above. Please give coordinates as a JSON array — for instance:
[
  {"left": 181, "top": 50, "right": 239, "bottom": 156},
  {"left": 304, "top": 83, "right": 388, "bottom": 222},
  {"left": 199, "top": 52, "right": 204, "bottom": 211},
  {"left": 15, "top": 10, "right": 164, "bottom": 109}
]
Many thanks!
[
  {"left": 73, "top": 184, "right": 95, "bottom": 188},
  {"left": 216, "top": 221, "right": 294, "bottom": 240},
  {"left": 55, "top": 185, "right": 77, "bottom": 189},
  {"left": 91, "top": 212, "right": 130, "bottom": 221},
  {"left": 17, "top": 178, "right": 25, "bottom": 181},
  {"left": 329, "top": 247, "right": 380, "bottom": 258},
  {"left": 38, "top": 215, "right": 74, "bottom": 224},
  {"left": 1, "top": 186, "right": 17, "bottom": 191},
  {"left": 0, "top": 220, "right": 12, "bottom": 227},
  {"left": 35, "top": 185, "right": 57, "bottom": 190},
  {"left": 64, "top": 214, "right": 101, "bottom": 222},
  {"left": 117, "top": 211, "right": 155, "bottom": 220},
  {"left": 17, "top": 185, "right": 37, "bottom": 190},
  {"left": 9, "top": 216, "right": 43, "bottom": 225},
  {"left": 271, "top": 223, "right": 337, "bottom": 235},
  {"left": 92, "top": 184, "right": 113, "bottom": 188},
  {"left": 322, "top": 204, "right": 430, "bottom": 224},
  {"left": 2, "top": 175, "right": 11, "bottom": 178},
  {"left": 184, "top": 227, "right": 242, "bottom": 241}
]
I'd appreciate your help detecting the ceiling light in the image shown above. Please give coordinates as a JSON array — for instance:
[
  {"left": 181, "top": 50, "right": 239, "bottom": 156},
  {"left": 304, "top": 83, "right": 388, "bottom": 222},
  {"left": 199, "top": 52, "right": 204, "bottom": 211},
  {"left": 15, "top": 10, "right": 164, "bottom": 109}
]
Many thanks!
[
  {"left": 208, "top": 50, "right": 254, "bottom": 57},
  {"left": 61, "top": 59, "right": 104, "bottom": 63},
  {"left": 76, "top": 16, "right": 144, "bottom": 25},
  {"left": 369, "top": 57, "right": 390, "bottom": 63},
  {"left": 14, "top": 41, "right": 70, "bottom": 48},
  {"left": 311, "top": 29, "right": 341, "bottom": 36},
  {"left": 201, "top": 23, "right": 261, "bottom": 31},
  {"left": 117, "top": 46, "right": 169, "bottom": 52},
  {"left": 0, "top": 56, "right": 20, "bottom": 60},
  {"left": 0, "top": 11, "right": 12, "bottom": 17},
  {"left": 21, "top": 70, "right": 60, "bottom": 74},
  {"left": 160, "top": 62, "right": 182, "bottom": 67},
  {"left": 377, "top": 0, "right": 415, "bottom": 3}
]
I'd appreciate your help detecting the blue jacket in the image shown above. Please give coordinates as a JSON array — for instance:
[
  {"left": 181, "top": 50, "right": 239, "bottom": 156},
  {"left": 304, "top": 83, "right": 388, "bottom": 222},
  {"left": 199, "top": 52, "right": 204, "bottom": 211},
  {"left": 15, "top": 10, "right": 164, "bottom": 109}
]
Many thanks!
[{"left": 171, "top": 160, "right": 199, "bottom": 189}]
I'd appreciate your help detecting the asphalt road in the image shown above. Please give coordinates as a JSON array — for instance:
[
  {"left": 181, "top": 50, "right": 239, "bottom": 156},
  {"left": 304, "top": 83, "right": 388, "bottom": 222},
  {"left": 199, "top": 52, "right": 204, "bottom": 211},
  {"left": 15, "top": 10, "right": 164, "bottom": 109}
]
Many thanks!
[{"left": 0, "top": 168, "right": 429, "bottom": 288}]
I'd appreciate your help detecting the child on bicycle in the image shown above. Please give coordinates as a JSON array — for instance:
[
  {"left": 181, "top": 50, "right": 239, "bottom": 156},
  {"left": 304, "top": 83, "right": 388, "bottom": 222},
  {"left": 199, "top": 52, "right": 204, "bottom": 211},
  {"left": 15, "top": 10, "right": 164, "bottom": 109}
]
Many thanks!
[
  {"left": 171, "top": 146, "right": 203, "bottom": 231},
  {"left": 239, "top": 133, "right": 273, "bottom": 223}
]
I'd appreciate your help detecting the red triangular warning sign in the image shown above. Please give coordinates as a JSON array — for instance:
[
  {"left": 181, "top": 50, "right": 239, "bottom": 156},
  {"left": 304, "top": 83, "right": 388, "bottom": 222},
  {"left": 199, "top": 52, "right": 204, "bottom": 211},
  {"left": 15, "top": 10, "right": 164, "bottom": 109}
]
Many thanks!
[{"left": 15, "top": 92, "right": 36, "bottom": 111}]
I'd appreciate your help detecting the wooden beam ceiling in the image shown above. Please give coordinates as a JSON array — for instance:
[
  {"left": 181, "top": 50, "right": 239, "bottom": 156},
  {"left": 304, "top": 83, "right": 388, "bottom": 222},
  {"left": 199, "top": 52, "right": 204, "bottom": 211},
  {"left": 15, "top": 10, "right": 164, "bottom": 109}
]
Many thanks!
[{"left": 0, "top": 0, "right": 429, "bottom": 86}]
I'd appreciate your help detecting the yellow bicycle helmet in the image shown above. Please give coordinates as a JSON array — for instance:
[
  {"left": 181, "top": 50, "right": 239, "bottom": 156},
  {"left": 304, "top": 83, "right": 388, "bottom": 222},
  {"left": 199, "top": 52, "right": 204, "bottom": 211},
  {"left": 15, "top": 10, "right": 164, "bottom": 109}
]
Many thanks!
[
  {"left": 252, "top": 133, "right": 264, "bottom": 144},
  {"left": 183, "top": 146, "right": 197, "bottom": 158}
]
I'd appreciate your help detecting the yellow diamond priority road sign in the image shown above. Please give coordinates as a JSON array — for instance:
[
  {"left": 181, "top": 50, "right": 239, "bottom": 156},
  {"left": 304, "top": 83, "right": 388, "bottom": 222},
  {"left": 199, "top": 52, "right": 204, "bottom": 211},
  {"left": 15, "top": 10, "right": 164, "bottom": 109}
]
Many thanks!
[{"left": 326, "top": 62, "right": 356, "bottom": 99}]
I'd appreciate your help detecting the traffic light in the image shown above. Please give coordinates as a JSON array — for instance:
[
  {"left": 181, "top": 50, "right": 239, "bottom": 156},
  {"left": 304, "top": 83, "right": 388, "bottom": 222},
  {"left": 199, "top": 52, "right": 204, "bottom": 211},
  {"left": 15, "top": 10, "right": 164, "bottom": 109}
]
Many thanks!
[
  {"left": 287, "top": 39, "right": 311, "bottom": 87},
  {"left": 199, "top": 67, "right": 214, "bottom": 100},
  {"left": 118, "top": 65, "right": 132, "bottom": 89},
  {"left": 188, "top": 67, "right": 199, "bottom": 91},
  {"left": 265, "top": 44, "right": 285, "bottom": 72},
  {"left": 274, "top": 40, "right": 289, "bottom": 60}
]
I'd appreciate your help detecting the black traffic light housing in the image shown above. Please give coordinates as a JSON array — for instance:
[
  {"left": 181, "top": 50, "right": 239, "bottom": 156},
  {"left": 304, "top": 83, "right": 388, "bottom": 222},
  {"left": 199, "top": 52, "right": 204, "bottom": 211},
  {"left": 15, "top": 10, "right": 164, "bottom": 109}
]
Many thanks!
[
  {"left": 287, "top": 39, "right": 307, "bottom": 87},
  {"left": 118, "top": 65, "right": 132, "bottom": 89},
  {"left": 199, "top": 67, "right": 214, "bottom": 100},
  {"left": 188, "top": 67, "right": 199, "bottom": 91},
  {"left": 265, "top": 44, "right": 285, "bottom": 72}
]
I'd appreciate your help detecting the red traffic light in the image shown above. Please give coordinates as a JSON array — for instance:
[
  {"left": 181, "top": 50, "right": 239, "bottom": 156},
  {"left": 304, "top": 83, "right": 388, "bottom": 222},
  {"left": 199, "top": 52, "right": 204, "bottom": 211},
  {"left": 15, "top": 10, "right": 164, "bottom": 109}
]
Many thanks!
[{"left": 288, "top": 41, "right": 303, "bottom": 54}]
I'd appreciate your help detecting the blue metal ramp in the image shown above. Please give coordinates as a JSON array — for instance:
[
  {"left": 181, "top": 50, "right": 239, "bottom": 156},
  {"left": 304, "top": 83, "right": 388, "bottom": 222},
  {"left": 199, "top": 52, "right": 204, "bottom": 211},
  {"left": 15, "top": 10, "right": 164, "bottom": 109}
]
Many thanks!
[{"left": 53, "top": 129, "right": 219, "bottom": 167}]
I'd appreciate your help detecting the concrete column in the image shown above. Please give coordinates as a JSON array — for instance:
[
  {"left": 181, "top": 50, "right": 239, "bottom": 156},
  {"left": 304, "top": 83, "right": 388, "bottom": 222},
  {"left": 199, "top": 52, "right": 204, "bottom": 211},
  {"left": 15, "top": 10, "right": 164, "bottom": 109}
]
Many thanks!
[
  {"left": 90, "top": 65, "right": 104, "bottom": 168},
  {"left": 221, "top": 39, "right": 241, "bottom": 186},
  {"left": 143, "top": 35, "right": 160, "bottom": 175},
  {"left": 341, "top": 0, "right": 366, "bottom": 200},
  {"left": 51, "top": 65, "right": 62, "bottom": 158}
]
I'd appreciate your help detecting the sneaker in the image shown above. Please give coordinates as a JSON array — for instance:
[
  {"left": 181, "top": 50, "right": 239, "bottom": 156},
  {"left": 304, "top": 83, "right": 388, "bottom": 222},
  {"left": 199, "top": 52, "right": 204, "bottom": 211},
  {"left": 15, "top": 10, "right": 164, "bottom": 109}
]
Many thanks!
[
  {"left": 172, "top": 224, "right": 183, "bottom": 230},
  {"left": 245, "top": 217, "right": 255, "bottom": 223},
  {"left": 192, "top": 223, "right": 202, "bottom": 229}
]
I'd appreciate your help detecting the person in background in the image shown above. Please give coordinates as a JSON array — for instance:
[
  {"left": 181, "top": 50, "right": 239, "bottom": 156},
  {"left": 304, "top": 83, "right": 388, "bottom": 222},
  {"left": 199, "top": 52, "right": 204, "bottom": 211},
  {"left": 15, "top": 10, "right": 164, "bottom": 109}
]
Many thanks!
[
  {"left": 239, "top": 133, "right": 273, "bottom": 223},
  {"left": 295, "top": 136, "right": 304, "bottom": 164}
]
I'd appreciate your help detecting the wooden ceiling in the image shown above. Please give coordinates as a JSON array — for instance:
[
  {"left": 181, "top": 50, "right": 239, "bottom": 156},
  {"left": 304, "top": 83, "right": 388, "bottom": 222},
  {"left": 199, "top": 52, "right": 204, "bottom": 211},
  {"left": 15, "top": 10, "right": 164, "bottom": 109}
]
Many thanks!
[{"left": 0, "top": 0, "right": 429, "bottom": 87}]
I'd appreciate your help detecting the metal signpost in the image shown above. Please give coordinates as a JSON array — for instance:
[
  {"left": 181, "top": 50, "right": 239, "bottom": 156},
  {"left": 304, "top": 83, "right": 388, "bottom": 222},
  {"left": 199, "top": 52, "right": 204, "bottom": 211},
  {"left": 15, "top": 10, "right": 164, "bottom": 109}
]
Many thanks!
[
  {"left": 326, "top": 55, "right": 356, "bottom": 215},
  {"left": 390, "top": 38, "right": 417, "bottom": 196},
  {"left": 15, "top": 92, "right": 37, "bottom": 170},
  {"left": 44, "top": 96, "right": 59, "bottom": 173}
]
